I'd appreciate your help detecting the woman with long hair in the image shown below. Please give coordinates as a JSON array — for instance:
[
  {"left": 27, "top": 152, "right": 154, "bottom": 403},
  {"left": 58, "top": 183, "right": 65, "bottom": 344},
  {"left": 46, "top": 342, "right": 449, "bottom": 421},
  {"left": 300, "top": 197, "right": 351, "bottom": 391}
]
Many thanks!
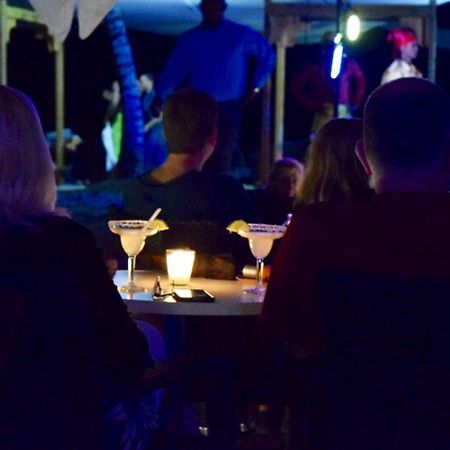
[
  {"left": 297, "top": 118, "right": 372, "bottom": 205},
  {"left": 0, "top": 85, "right": 155, "bottom": 450}
]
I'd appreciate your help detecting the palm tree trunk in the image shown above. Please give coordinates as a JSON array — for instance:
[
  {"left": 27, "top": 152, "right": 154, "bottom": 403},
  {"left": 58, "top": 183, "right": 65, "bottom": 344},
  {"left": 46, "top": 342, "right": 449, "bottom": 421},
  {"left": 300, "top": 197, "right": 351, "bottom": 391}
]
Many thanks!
[{"left": 104, "top": 6, "right": 144, "bottom": 177}]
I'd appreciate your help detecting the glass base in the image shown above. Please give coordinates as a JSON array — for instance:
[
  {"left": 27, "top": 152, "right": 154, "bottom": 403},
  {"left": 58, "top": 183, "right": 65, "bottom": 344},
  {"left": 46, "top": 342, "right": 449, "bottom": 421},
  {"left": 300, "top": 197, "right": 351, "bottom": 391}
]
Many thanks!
[
  {"left": 244, "top": 285, "right": 266, "bottom": 296},
  {"left": 118, "top": 283, "right": 146, "bottom": 294}
]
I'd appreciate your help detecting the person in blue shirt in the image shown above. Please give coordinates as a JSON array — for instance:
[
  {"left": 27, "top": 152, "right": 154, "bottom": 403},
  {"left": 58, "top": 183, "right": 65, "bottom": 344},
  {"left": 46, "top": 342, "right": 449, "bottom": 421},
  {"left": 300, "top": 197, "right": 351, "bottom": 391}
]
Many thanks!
[
  {"left": 152, "top": 0, "right": 275, "bottom": 176},
  {"left": 138, "top": 72, "right": 168, "bottom": 170}
]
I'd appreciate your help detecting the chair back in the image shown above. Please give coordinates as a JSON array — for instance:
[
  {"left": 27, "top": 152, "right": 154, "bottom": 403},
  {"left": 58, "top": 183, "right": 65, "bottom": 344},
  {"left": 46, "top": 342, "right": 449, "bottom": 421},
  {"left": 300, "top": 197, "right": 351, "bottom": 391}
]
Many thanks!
[
  {"left": 315, "top": 270, "right": 450, "bottom": 450},
  {"left": 0, "top": 266, "right": 105, "bottom": 450}
]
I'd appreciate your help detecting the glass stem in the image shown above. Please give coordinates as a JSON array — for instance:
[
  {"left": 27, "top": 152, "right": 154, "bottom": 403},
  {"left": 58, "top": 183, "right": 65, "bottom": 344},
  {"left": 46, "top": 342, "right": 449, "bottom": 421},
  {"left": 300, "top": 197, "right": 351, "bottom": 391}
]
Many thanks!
[
  {"left": 256, "top": 258, "right": 264, "bottom": 289},
  {"left": 128, "top": 255, "right": 135, "bottom": 286}
]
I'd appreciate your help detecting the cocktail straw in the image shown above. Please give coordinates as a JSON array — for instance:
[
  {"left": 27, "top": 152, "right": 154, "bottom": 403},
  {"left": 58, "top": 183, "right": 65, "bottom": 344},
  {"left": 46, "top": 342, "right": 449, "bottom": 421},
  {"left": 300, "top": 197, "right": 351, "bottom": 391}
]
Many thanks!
[{"left": 143, "top": 207, "right": 162, "bottom": 232}]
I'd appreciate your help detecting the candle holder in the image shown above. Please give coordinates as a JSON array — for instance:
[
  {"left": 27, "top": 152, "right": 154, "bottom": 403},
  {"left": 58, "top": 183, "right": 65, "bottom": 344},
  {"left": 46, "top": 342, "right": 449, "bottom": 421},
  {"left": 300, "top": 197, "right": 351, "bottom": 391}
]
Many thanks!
[{"left": 166, "top": 249, "right": 196, "bottom": 286}]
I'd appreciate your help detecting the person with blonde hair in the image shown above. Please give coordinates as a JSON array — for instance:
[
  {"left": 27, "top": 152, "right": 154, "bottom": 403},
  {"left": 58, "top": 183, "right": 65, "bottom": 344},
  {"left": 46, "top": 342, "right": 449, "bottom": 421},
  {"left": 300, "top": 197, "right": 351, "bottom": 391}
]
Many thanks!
[
  {"left": 0, "top": 86, "right": 57, "bottom": 220},
  {"left": 0, "top": 86, "right": 155, "bottom": 450},
  {"left": 297, "top": 118, "right": 372, "bottom": 205}
]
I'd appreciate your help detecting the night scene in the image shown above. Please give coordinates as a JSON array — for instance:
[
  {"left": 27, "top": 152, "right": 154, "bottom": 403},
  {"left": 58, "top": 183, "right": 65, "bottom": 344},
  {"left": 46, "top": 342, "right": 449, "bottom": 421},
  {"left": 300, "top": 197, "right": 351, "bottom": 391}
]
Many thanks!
[{"left": 2, "top": 0, "right": 450, "bottom": 449}]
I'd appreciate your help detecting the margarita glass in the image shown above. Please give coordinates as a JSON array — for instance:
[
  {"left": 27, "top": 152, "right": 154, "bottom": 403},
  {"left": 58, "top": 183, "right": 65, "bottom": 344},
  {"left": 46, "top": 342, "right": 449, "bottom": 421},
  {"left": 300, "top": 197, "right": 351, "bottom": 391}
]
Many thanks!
[
  {"left": 108, "top": 220, "right": 160, "bottom": 293},
  {"left": 238, "top": 223, "right": 286, "bottom": 295}
]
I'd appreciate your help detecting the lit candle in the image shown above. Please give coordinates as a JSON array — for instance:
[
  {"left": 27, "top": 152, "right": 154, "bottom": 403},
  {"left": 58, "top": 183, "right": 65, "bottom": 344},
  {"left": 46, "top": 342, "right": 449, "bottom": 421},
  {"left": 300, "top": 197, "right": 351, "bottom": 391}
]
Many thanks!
[{"left": 166, "top": 249, "right": 196, "bottom": 286}]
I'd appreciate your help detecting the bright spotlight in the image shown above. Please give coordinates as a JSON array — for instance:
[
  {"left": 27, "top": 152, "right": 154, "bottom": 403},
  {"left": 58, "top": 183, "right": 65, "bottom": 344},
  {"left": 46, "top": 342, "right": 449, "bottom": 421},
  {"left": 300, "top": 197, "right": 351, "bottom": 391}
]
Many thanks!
[{"left": 346, "top": 14, "right": 361, "bottom": 41}]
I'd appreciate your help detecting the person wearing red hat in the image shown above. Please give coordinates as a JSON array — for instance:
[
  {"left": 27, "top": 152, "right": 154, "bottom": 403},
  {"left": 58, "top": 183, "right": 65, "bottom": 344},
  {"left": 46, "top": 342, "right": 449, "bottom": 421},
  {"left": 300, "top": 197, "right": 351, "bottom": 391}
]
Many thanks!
[{"left": 381, "top": 26, "right": 422, "bottom": 84}]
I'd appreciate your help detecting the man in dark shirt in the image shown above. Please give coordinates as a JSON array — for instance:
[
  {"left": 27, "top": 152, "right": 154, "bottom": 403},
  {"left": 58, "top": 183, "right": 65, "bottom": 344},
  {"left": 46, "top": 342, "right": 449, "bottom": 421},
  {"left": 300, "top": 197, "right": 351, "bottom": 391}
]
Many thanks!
[
  {"left": 261, "top": 78, "right": 450, "bottom": 354},
  {"left": 123, "top": 88, "right": 256, "bottom": 223},
  {"left": 122, "top": 88, "right": 257, "bottom": 276}
]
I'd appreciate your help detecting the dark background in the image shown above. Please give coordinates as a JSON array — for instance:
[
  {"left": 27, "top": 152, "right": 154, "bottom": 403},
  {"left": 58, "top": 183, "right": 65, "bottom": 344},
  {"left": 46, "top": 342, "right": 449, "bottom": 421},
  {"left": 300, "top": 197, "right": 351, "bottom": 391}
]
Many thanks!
[{"left": 7, "top": 8, "right": 450, "bottom": 169}]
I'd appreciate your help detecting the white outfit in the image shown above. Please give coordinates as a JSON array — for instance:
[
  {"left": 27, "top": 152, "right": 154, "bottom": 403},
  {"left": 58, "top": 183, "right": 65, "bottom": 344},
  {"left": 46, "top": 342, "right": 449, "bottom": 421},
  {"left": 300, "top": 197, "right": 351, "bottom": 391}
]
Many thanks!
[{"left": 381, "top": 59, "right": 423, "bottom": 85}]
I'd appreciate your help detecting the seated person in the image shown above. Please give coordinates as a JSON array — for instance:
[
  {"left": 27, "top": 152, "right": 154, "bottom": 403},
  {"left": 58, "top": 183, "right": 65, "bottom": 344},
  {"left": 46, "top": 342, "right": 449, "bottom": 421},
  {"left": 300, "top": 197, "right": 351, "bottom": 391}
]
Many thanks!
[
  {"left": 261, "top": 78, "right": 450, "bottom": 357},
  {"left": 0, "top": 86, "right": 156, "bottom": 450},
  {"left": 297, "top": 118, "right": 372, "bottom": 205},
  {"left": 119, "top": 89, "right": 258, "bottom": 278},
  {"left": 249, "top": 157, "right": 304, "bottom": 225}
]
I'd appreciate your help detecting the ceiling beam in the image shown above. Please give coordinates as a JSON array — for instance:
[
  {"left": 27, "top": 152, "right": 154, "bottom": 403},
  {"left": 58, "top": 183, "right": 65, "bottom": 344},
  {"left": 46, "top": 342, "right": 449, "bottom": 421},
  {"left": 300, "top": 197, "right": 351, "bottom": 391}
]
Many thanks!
[{"left": 266, "top": 3, "right": 432, "bottom": 21}]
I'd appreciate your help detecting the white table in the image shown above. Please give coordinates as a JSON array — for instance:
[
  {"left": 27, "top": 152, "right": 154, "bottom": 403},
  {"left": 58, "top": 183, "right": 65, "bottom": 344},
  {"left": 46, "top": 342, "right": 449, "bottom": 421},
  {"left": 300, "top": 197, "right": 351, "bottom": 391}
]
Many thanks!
[{"left": 113, "top": 270, "right": 264, "bottom": 316}]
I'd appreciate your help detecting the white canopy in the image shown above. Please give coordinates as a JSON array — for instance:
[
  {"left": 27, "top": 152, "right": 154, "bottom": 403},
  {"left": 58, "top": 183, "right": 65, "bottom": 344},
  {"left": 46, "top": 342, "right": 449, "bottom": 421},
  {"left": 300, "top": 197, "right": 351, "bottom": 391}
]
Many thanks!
[{"left": 26, "top": 0, "right": 449, "bottom": 41}]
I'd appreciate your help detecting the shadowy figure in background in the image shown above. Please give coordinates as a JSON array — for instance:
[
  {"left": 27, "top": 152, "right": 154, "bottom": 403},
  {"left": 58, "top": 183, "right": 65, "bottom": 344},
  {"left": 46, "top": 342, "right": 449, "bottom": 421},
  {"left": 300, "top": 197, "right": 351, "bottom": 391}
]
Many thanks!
[
  {"left": 0, "top": 85, "right": 157, "bottom": 450},
  {"left": 139, "top": 72, "right": 156, "bottom": 125},
  {"left": 249, "top": 157, "right": 304, "bottom": 225},
  {"left": 290, "top": 33, "right": 366, "bottom": 138},
  {"left": 152, "top": 0, "right": 275, "bottom": 176},
  {"left": 138, "top": 73, "right": 167, "bottom": 170},
  {"left": 68, "top": 82, "right": 117, "bottom": 184},
  {"left": 381, "top": 26, "right": 422, "bottom": 84},
  {"left": 297, "top": 118, "right": 372, "bottom": 205},
  {"left": 119, "top": 89, "right": 257, "bottom": 278},
  {"left": 101, "top": 80, "right": 123, "bottom": 173}
]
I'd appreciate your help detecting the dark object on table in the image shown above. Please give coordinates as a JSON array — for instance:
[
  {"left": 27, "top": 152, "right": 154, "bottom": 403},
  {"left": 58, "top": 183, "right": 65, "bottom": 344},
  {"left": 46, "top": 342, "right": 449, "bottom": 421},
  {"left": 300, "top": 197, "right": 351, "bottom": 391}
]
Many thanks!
[{"left": 173, "top": 289, "right": 215, "bottom": 303}]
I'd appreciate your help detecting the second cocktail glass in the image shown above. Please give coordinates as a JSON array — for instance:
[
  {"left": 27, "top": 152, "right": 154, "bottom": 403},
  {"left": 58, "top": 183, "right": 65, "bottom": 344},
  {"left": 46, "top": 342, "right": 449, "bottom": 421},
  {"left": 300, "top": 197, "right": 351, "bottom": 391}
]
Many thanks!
[{"left": 239, "top": 223, "right": 286, "bottom": 296}]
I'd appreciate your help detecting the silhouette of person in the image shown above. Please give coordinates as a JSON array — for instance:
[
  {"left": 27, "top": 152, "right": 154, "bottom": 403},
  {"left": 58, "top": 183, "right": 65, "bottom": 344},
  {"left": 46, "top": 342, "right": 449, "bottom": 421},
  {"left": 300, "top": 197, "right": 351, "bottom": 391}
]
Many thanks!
[
  {"left": 290, "top": 34, "right": 366, "bottom": 138},
  {"left": 152, "top": 0, "right": 275, "bottom": 175},
  {"left": 381, "top": 26, "right": 422, "bottom": 84}
]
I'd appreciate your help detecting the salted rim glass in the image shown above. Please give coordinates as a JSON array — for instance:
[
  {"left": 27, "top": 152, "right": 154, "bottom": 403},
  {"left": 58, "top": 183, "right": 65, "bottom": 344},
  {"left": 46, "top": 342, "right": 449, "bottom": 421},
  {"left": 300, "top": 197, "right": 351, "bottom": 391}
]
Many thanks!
[
  {"left": 238, "top": 223, "right": 286, "bottom": 297},
  {"left": 108, "top": 220, "right": 159, "bottom": 294}
]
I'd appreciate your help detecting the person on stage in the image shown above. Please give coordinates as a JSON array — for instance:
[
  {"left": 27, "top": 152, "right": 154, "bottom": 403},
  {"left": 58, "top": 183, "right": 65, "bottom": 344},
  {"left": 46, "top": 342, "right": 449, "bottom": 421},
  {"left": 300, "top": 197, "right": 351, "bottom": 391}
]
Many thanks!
[
  {"left": 151, "top": 0, "right": 275, "bottom": 176},
  {"left": 381, "top": 26, "right": 422, "bottom": 84}
]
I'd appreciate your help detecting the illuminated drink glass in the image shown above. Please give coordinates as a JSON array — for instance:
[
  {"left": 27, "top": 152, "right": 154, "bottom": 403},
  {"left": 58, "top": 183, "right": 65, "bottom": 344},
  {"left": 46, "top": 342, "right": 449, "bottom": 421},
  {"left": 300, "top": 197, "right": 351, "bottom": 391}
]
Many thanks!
[{"left": 108, "top": 220, "right": 160, "bottom": 293}]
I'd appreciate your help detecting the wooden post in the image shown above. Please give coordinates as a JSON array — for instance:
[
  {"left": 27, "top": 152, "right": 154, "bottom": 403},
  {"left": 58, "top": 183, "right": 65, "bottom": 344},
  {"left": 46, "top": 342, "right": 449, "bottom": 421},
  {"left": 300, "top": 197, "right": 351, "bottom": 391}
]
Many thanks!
[
  {"left": 0, "top": 2, "right": 48, "bottom": 86},
  {"left": 51, "top": 38, "right": 65, "bottom": 171},
  {"left": 258, "top": 0, "right": 273, "bottom": 185},
  {"left": 274, "top": 43, "right": 285, "bottom": 162},
  {"left": 266, "top": 7, "right": 306, "bottom": 168},
  {"left": 258, "top": 78, "right": 272, "bottom": 185},
  {"left": 428, "top": 0, "right": 437, "bottom": 82},
  {"left": 0, "top": 0, "right": 8, "bottom": 85},
  {"left": 0, "top": 2, "right": 65, "bottom": 173}
]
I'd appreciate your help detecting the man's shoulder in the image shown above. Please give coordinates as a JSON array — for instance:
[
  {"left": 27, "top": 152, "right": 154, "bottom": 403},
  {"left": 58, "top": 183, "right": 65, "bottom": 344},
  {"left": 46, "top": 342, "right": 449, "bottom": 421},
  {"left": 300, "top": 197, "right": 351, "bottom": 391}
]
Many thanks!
[
  {"left": 292, "top": 193, "right": 450, "bottom": 232},
  {"left": 288, "top": 201, "right": 373, "bottom": 245},
  {"left": 181, "top": 24, "right": 203, "bottom": 37},
  {"left": 223, "top": 19, "right": 250, "bottom": 31},
  {"left": 181, "top": 20, "right": 261, "bottom": 43},
  {"left": 221, "top": 19, "right": 262, "bottom": 39},
  {"left": 36, "top": 214, "right": 93, "bottom": 239},
  {"left": 128, "top": 170, "right": 215, "bottom": 192},
  {"left": 176, "top": 24, "right": 207, "bottom": 45},
  {"left": 124, "top": 174, "right": 150, "bottom": 193},
  {"left": 199, "top": 172, "right": 246, "bottom": 190},
  {"left": 294, "top": 201, "right": 364, "bottom": 222}
]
